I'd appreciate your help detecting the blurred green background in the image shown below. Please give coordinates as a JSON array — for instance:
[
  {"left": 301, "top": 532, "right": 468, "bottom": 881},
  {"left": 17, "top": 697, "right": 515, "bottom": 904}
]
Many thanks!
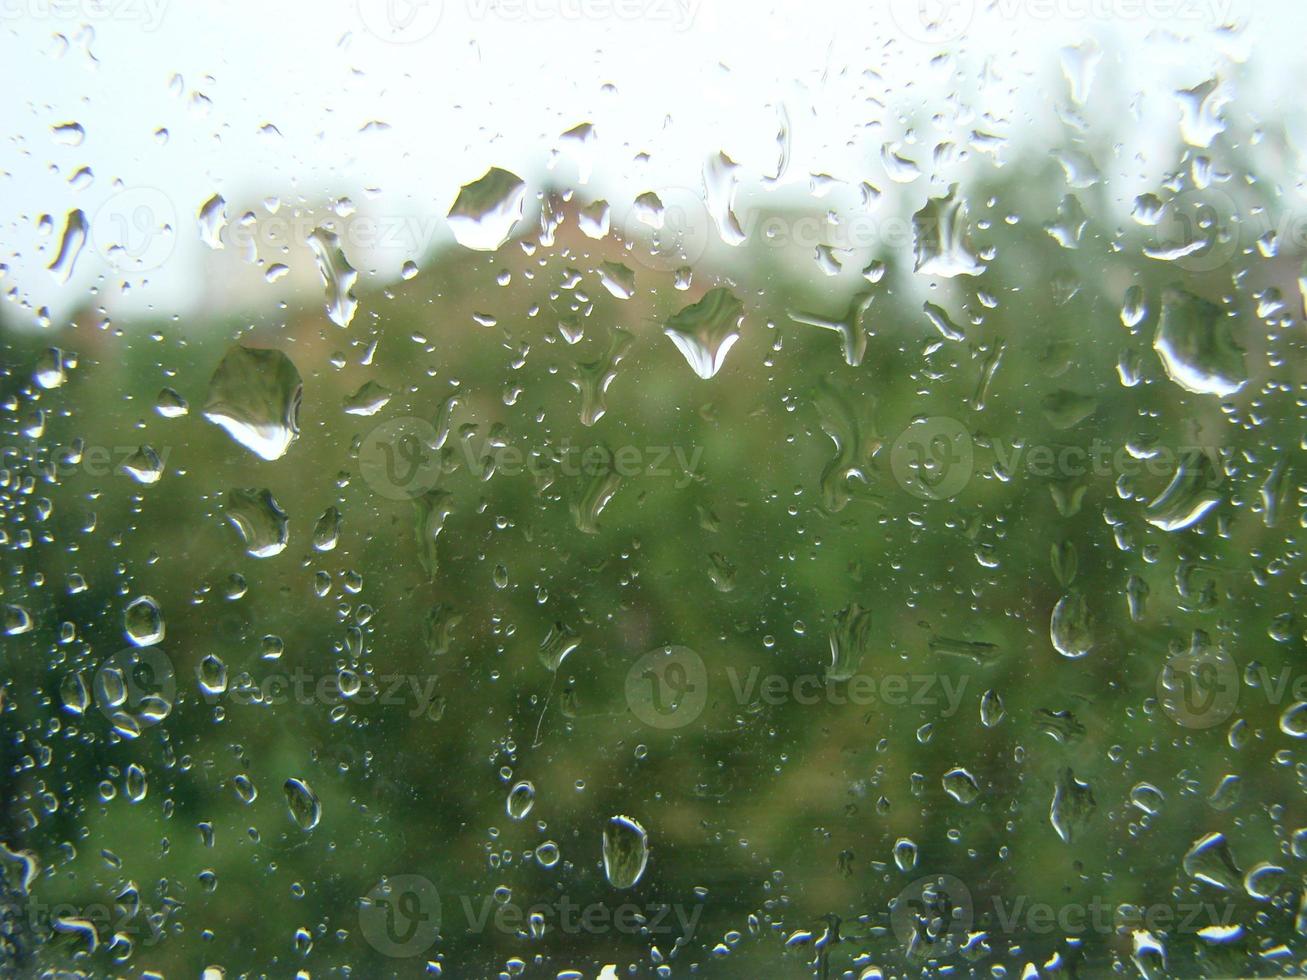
[{"left": 2, "top": 123, "right": 1306, "bottom": 979}]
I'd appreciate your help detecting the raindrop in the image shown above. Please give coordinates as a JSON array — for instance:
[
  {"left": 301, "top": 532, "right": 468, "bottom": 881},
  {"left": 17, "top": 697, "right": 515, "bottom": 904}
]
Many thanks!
[{"left": 602, "top": 815, "right": 649, "bottom": 889}]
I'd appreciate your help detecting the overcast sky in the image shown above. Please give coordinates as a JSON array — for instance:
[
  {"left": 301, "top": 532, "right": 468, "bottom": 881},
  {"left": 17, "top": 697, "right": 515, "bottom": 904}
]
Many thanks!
[{"left": 2, "top": 0, "right": 1303, "bottom": 327}]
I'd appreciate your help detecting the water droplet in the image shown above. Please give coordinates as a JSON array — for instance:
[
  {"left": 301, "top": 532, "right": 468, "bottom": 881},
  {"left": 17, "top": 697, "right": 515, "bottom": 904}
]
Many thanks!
[
  {"left": 284, "top": 778, "right": 321, "bottom": 831},
  {"left": 224, "top": 489, "right": 289, "bottom": 558},
  {"left": 306, "top": 226, "right": 359, "bottom": 327},
  {"left": 1243, "top": 862, "right": 1286, "bottom": 901},
  {"left": 47, "top": 209, "right": 88, "bottom": 283},
  {"left": 197, "top": 193, "right": 227, "bottom": 248},
  {"left": 1153, "top": 287, "right": 1246, "bottom": 397},
  {"left": 34, "top": 348, "right": 69, "bottom": 389},
  {"left": 312, "top": 507, "right": 341, "bottom": 552},
  {"left": 155, "top": 387, "right": 189, "bottom": 418},
  {"left": 602, "top": 814, "right": 649, "bottom": 889},
  {"left": 4, "top": 605, "right": 33, "bottom": 636},
  {"left": 343, "top": 380, "right": 392, "bottom": 416},
  {"left": 202, "top": 345, "right": 303, "bottom": 461},
  {"left": 1144, "top": 449, "right": 1223, "bottom": 532},
  {"left": 124, "top": 596, "right": 164, "bottom": 646},
  {"left": 447, "top": 167, "right": 526, "bottom": 251},
  {"left": 827, "top": 602, "right": 871, "bottom": 683},
  {"left": 913, "top": 185, "right": 985, "bottom": 278},
  {"left": 125, "top": 763, "right": 147, "bottom": 803},
  {"left": 703, "top": 152, "right": 745, "bottom": 246},
  {"left": 506, "top": 781, "right": 536, "bottom": 820},
  {"left": 942, "top": 767, "right": 980, "bottom": 805},
  {"left": 120, "top": 445, "right": 164, "bottom": 484},
  {"left": 1129, "top": 782, "right": 1164, "bottom": 815},
  {"left": 979, "top": 689, "right": 1005, "bottom": 728},
  {"left": 1050, "top": 768, "right": 1095, "bottom": 844},
  {"left": 1176, "top": 76, "right": 1228, "bottom": 148},
  {"left": 52, "top": 121, "right": 85, "bottom": 145},
  {"left": 572, "top": 329, "right": 632, "bottom": 426},
  {"left": 597, "top": 260, "right": 635, "bottom": 300},
  {"left": 197, "top": 654, "right": 227, "bottom": 696},
  {"left": 1050, "top": 592, "right": 1093, "bottom": 658},
  {"left": 1183, "top": 832, "right": 1241, "bottom": 890},
  {"left": 539, "top": 623, "right": 580, "bottom": 672},
  {"left": 1279, "top": 701, "right": 1307, "bottom": 738},
  {"left": 663, "top": 288, "right": 744, "bottom": 380}
]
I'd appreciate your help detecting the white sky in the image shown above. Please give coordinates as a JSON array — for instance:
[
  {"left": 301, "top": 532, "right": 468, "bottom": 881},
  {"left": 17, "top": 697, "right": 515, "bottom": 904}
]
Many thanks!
[{"left": 2, "top": 0, "right": 1304, "bottom": 328}]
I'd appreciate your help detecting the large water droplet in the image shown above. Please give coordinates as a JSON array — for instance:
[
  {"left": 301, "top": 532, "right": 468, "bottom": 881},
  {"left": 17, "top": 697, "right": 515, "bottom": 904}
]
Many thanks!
[
  {"left": 913, "top": 185, "right": 985, "bottom": 278},
  {"left": 942, "top": 767, "right": 980, "bottom": 804},
  {"left": 306, "top": 226, "right": 359, "bottom": 327},
  {"left": 1050, "top": 768, "right": 1095, "bottom": 844},
  {"left": 284, "top": 778, "right": 321, "bottom": 830},
  {"left": 1183, "top": 832, "right": 1241, "bottom": 890},
  {"left": 225, "top": 488, "right": 289, "bottom": 558},
  {"left": 202, "top": 346, "right": 303, "bottom": 461},
  {"left": 827, "top": 602, "right": 871, "bottom": 683},
  {"left": 1279, "top": 701, "right": 1307, "bottom": 738},
  {"left": 663, "top": 288, "right": 744, "bottom": 380},
  {"left": 1153, "top": 287, "right": 1246, "bottom": 397},
  {"left": 124, "top": 595, "right": 164, "bottom": 646},
  {"left": 602, "top": 814, "right": 649, "bottom": 889},
  {"left": 447, "top": 167, "right": 526, "bottom": 251},
  {"left": 47, "top": 209, "right": 88, "bottom": 283},
  {"left": 506, "top": 781, "right": 536, "bottom": 820},
  {"left": 1050, "top": 592, "right": 1093, "bottom": 658}
]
